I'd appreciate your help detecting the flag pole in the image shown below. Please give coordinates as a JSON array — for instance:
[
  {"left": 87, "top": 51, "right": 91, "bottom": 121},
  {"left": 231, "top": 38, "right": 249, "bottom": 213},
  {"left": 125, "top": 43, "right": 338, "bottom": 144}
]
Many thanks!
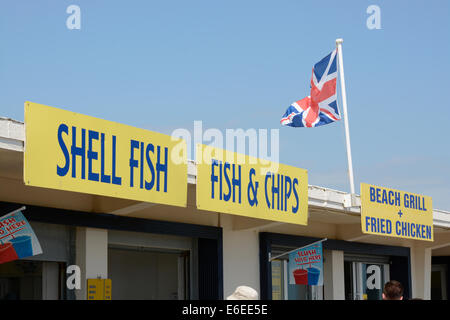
[
  {"left": 269, "top": 238, "right": 327, "bottom": 262},
  {"left": 335, "top": 38, "right": 356, "bottom": 195}
]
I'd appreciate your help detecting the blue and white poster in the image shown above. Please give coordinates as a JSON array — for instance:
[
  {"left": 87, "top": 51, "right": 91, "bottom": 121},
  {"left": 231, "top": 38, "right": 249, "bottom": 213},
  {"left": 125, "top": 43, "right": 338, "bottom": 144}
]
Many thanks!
[
  {"left": 0, "top": 209, "right": 43, "bottom": 264},
  {"left": 289, "top": 241, "right": 323, "bottom": 286}
]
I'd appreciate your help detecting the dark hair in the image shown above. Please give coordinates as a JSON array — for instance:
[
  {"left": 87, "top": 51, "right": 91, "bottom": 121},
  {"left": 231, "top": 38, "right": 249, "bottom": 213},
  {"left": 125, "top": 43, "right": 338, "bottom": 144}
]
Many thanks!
[{"left": 383, "top": 280, "right": 404, "bottom": 300}]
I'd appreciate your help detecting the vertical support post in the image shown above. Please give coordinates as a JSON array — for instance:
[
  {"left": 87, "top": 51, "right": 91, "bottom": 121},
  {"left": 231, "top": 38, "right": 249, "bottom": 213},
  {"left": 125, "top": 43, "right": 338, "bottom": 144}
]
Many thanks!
[{"left": 336, "top": 38, "right": 356, "bottom": 195}]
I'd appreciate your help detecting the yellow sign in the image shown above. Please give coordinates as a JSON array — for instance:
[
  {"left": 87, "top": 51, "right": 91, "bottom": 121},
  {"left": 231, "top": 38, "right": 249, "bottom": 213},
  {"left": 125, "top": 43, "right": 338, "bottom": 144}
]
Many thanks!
[
  {"left": 24, "top": 102, "right": 187, "bottom": 207},
  {"left": 87, "top": 278, "right": 112, "bottom": 300},
  {"left": 196, "top": 144, "right": 308, "bottom": 225},
  {"left": 104, "top": 279, "right": 112, "bottom": 300},
  {"left": 360, "top": 183, "right": 433, "bottom": 241}
]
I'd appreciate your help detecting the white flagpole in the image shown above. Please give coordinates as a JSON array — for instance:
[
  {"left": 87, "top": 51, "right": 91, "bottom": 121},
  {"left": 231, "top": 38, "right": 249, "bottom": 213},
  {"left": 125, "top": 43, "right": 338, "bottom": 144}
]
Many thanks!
[
  {"left": 335, "top": 38, "right": 356, "bottom": 195},
  {"left": 2, "top": 206, "right": 26, "bottom": 217},
  {"left": 269, "top": 238, "right": 327, "bottom": 261}
]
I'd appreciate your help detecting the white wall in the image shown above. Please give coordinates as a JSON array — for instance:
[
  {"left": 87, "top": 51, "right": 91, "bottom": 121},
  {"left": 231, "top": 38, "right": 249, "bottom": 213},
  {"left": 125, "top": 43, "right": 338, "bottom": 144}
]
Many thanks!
[
  {"left": 221, "top": 214, "right": 260, "bottom": 299},
  {"left": 323, "top": 250, "right": 345, "bottom": 300},
  {"left": 75, "top": 227, "right": 108, "bottom": 300},
  {"left": 411, "top": 245, "right": 432, "bottom": 299}
]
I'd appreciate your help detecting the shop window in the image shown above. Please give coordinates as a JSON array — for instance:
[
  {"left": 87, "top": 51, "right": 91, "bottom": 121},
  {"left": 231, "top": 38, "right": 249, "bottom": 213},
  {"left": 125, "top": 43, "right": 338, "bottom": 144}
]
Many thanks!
[
  {"left": 0, "top": 260, "right": 65, "bottom": 300},
  {"left": 108, "top": 245, "right": 190, "bottom": 300},
  {"left": 271, "top": 259, "right": 323, "bottom": 300},
  {"left": 344, "top": 256, "right": 390, "bottom": 300},
  {"left": 431, "top": 264, "right": 447, "bottom": 300},
  {"left": 261, "top": 234, "right": 410, "bottom": 300}
]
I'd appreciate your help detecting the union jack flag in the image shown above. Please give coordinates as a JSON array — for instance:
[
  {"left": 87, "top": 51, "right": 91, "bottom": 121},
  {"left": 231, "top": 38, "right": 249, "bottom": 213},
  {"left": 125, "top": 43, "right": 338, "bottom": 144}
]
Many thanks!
[{"left": 280, "top": 49, "right": 341, "bottom": 127}]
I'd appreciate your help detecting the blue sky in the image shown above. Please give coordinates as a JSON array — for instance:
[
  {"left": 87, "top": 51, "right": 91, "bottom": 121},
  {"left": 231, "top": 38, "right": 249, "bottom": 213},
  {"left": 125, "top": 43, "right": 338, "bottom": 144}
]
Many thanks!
[{"left": 1, "top": 1, "right": 449, "bottom": 209}]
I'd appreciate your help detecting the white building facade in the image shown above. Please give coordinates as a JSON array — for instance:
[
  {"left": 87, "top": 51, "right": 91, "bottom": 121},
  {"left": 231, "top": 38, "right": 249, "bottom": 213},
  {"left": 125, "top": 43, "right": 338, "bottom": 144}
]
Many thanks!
[{"left": 0, "top": 117, "right": 449, "bottom": 300}]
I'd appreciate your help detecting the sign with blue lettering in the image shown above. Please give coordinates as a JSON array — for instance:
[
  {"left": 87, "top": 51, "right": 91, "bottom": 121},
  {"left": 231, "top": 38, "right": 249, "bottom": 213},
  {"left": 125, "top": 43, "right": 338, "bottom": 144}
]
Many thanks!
[
  {"left": 360, "top": 183, "right": 433, "bottom": 241},
  {"left": 196, "top": 144, "right": 308, "bottom": 225},
  {"left": 24, "top": 102, "right": 187, "bottom": 207}
]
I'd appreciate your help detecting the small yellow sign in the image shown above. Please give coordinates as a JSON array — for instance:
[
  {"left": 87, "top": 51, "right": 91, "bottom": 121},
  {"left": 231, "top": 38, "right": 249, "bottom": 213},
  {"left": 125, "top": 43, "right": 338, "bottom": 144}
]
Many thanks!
[
  {"left": 104, "top": 279, "right": 112, "bottom": 300},
  {"left": 24, "top": 102, "right": 187, "bottom": 207},
  {"left": 196, "top": 144, "right": 308, "bottom": 225},
  {"left": 360, "top": 183, "right": 433, "bottom": 241},
  {"left": 87, "top": 279, "right": 112, "bottom": 300},
  {"left": 87, "top": 279, "right": 103, "bottom": 300}
]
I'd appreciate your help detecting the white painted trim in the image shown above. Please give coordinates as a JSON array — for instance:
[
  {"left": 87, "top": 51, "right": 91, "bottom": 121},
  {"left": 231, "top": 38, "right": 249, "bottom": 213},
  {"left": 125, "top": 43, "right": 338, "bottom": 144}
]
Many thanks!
[
  {"left": 433, "top": 210, "right": 450, "bottom": 229},
  {"left": 0, "top": 118, "right": 25, "bottom": 152},
  {"left": 0, "top": 136, "right": 23, "bottom": 152},
  {"left": 283, "top": 260, "right": 288, "bottom": 300},
  {"left": 383, "top": 263, "right": 390, "bottom": 283}
]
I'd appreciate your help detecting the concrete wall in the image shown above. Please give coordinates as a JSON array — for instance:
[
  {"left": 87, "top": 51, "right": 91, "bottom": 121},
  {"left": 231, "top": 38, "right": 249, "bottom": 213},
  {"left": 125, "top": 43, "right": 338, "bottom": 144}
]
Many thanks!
[
  {"left": 411, "top": 245, "right": 432, "bottom": 299},
  {"left": 221, "top": 214, "right": 261, "bottom": 299},
  {"left": 75, "top": 227, "right": 108, "bottom": 300},
  {"left": 323, "top": 250, "right": 345, "bottom": 300}
]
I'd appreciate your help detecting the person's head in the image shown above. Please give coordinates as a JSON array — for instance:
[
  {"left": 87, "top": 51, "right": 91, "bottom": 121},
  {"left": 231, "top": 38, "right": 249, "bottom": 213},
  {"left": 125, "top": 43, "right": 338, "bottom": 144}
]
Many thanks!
[
  {"left": 226, "top": 286, "right": 259, "bottom": 300},
  {"left": 382, "top": 280, "right": 404, "bottom": 300}
]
